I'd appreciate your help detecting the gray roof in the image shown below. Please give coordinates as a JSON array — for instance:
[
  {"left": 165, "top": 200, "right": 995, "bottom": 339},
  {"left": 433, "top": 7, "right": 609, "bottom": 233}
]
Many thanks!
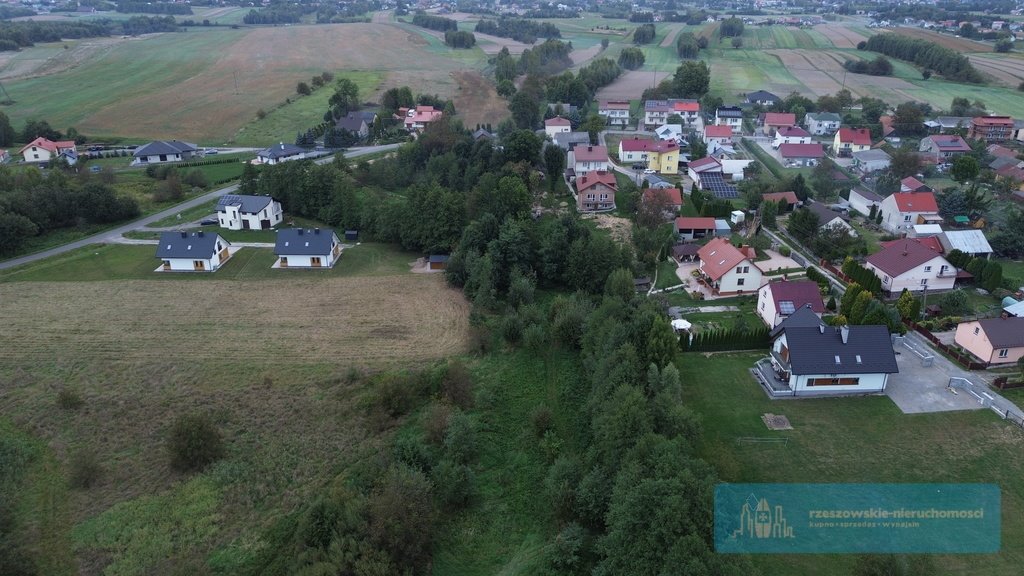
[
  {"left": 805, "top": 201, "right": 849, "bottom": 225},
  {"left": 216, "top": 194, "right": 274, "bottom": 215},
  {"left": 977, "top": 317, "right": 1024, "bottom": 349},
  {"left": 852, "top": 149, "right": 892, "bottom": 162},
  {"left": 746, "top": 90, "right": 779, "bottom": 103},
  {"left": 133, "top": 140, "right": 197, "bottom": 157},
  {"left": 778, "top": 324, "right": 899, "bottom": 375},
  {"left": 938, "top": 230, "right": 993, "bottom": 255},
  {"left": 716, "top": 106, "right": 743, "bottom": 118},
  {"left": 851, "top": 187, "right": 883, "bottom": 202},
  {"left": 156, "top": 231, "right": 227, "bottom": 259},
  {"left": 274, "top": 228, "right": 338, "bottom": 256},
  {"left": 770, "top": 303, "right": 824, "bottom": 337},
  {"left": 553, "top": 131, "right": 591, "bottom": 150},
  {"left": 807, "top": 112, "right": 841, "bottom": 123},
  {"left": 337, "top": 114, "right": 367, "bottom": 132},
  {"left": 259, "top": 143, "right": 306, "bottom": 160}
]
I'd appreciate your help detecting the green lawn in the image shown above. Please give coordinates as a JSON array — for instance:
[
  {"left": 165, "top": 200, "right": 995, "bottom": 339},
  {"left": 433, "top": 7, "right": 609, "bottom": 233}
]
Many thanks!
[
  {"left": 146, "top": 200, "right": 219, "bottom": 228},
  {"left": 232, "top": 71, "right": 384, "bottom": 147},
  {"left": 679, "top": 353, "right": 1024, "bottom": 576},
  {"left": 0, "top": 242, "right": 418, "bottom": 283}
]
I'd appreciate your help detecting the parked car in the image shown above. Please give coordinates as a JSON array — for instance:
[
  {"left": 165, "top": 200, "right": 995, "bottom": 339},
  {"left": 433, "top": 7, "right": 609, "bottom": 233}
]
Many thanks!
[
  {"left": 643, "top": 168, "right": 656, "bottom": 174},
  {"left": 199, "top": 218, "right": 218, "bottom": 226},
  {"left": 631, "top": 163, "right": 645, "bottom": 170},
  {"left": 205, "top": 149, "right": 219, "bottom": 155}
]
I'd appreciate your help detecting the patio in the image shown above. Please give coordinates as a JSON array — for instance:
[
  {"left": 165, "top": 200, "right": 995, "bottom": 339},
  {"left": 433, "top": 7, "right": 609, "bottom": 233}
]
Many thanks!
[
  {"left": 751, "top": 358, "right": 796, "bottom": 397},
  {"left": 672, "top": 261, "right": 741, "bottom": 301}
]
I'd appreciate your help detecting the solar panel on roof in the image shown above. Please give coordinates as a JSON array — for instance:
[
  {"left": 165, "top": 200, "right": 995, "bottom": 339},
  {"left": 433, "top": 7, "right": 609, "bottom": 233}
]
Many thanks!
[
  {"left": 699, "top": 172, "right": 739, "bottom": 199},
  {"left": 779, "top": 301, "right": 796, "bottom": 315}
]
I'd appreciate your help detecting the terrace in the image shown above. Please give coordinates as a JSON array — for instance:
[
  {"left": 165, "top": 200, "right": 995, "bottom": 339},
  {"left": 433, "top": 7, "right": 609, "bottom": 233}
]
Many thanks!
[{"left": 752, "top": 357, "right": 796, "bottom": 397}]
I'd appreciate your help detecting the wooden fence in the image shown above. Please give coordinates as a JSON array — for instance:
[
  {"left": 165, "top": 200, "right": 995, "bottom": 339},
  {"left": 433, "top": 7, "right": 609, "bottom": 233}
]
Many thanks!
[
  {"left": 903, "top": 319, "right": 989, "bottom": 370},
  {"left": 994, "top": 376, "right": 1024, "bottom": 390}
]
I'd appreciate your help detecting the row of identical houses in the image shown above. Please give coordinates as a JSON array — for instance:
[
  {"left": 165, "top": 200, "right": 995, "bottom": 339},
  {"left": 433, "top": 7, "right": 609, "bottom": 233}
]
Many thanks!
[{"left": 156, "top": 227, "right": 343, "bottom": 272}]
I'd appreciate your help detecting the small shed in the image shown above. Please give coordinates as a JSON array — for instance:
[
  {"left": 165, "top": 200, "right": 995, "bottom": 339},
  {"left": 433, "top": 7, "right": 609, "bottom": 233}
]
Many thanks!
[
  {"left": 344, "top": 229, "right": 359, "bottom": 241},
  {"left": 671, "top": 243, "right": 701, "bottom": 263},
  {"left": 634, "top": 277, "right": 652, "bottom": 292},
  {"left": 730, "top": 210, "right": 745, "bottom": 225},
  {"left": 428, "top": 254, "right": 449, "bottom": 270},
  {"left": 714, "top": 219, "right": 732, "bottom": 237}
]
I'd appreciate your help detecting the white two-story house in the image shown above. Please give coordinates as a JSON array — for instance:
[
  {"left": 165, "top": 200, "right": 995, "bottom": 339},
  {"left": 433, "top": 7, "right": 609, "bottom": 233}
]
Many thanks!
[
  {"left": 865, "top": 238, "right": 957, "bottom": 294},
  {"left": 216, "top": 194, "right": 284, "bottom": 230}
]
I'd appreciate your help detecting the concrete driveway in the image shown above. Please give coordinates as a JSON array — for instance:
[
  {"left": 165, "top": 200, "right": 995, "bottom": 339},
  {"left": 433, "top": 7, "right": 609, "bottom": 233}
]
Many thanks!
[
  {"left": 885, "top": 331, "right": 991, "bottom": 414},
  {"left": 754, "top": 249, "right": 800, "bottom": 275}
]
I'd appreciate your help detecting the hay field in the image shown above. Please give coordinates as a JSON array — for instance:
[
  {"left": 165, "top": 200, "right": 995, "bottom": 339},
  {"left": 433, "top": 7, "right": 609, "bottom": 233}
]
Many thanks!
[
  {"left": 767, "top": 48, "right": 919, "bottom": 98},
  {"left": 813, "top": 24, "right": 868, "bottom": 49},
  {"left": 967, "top": 53, "right": 1024, "bottom": 88},
  {"left": 879, "top": 26, "right": 991, "bottom": 53}
]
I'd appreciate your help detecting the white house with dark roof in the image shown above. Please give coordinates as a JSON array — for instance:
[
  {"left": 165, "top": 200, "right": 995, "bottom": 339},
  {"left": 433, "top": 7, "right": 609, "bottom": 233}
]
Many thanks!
[
  {"left": 715, "top": 106, "right": 744, "bottom": 133},
  {"left": 804, "top": 112, "right": 841, "bottom": 136},
  {"left": 255, "top": 143, "right": 307, "bottom": 165},
  {"left": 216, "top": 194, "right": 283, "bottom": 230},
  {"left": 273, "top": 228, "right": 342, "bottom": 268},
  {"left": 848, "top": 188, "right": 883, "bottom": 217},
  {"left": 156, "top": 231, "right": 231, "bottom": 272},
  {"left": 759, "top": 306, "right": 899, "bottom": 397},
  {"left": 131, "top": 140, "right": 198, "bottom": 166},
  {"left": 804, "top": 201, "right": 856, "bottom": 236}
]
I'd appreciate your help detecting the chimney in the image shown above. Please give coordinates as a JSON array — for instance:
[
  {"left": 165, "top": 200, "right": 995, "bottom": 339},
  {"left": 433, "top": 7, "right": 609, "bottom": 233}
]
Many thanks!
[
  {"left": 841, "top": 325, "right": 849, "bottom": 344},
  {"left": 588, "top": 146, "right": 593, "bottom": 152}
]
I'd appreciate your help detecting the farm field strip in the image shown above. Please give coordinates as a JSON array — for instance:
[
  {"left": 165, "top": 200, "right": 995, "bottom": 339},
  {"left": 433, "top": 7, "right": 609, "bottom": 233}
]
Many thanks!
[
  {"left": 813, "top": 24, "right": 868, "bottom": 49},
  {"left": 878, "top": 26, "right": 991, "bottom": 52},
  {"left": 967, "top": 54, "right": 1024, "bottom": 87}
]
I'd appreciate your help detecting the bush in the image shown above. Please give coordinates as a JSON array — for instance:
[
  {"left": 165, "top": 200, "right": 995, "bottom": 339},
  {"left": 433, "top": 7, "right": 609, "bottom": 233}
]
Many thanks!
[
  {"left": 372, "top": 372, "right": 429, "bottom": 419},
  {"left": 431, "top": 459, "right": 475, "bottom": 508},
  {"left": 442, "top": 412, "right": 477, "bottom": 464},
  {"left": 441, "top": 360, "right": 474, "bottom": 409},
  {"left": 422, "top": 402, "right": 453, "bottom": 446},
  {"left": 68, "top": 450, "right": 102, "bottom": 489},
  {"left": 779, "top": 245, "right": 791, "bottom": 256},
  {"left": 166, "top": 413, "right": 224, "bottom": 472},
  {"left": 530, "top": 404, "right": 555, "bottom": 438},
  {"left": 56, "top": 388, "right": 84, "bottom": 410},
  {"left": 182, "top": 169, "right": 208, "bottom": 189}
]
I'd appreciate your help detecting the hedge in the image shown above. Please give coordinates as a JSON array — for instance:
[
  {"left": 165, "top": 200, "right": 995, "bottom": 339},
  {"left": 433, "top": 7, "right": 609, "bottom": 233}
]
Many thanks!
[{"left": 680, "top": 326, "right": 770, "bottom": 352}]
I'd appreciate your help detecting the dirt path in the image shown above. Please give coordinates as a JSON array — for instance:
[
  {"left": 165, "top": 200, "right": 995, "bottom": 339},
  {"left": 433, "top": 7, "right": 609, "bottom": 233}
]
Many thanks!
[{"left": 659, "top": 25, "right": 683, "bottom": 48}]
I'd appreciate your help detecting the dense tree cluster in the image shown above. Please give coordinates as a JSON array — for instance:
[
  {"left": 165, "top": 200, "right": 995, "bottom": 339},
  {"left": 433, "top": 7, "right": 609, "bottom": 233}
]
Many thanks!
[
  {"left": 121, "top": 15, "right": 179, "bottom": 35},
  {"left": 628, "top": 12, "right": 654, "bottom": 23},
  {"left": 643, "top": 60, "right": 710, "bottom": 100},
  {"left": 474, "top": 17, "right": 560, "bottom": 43},
  {"left": 842, "top": 55, "right": 894, "bottom": 76},
  {"left": 617, "top": 47, "right": 645, "bottom": 69},
  {"left": 411, "top": 12, "right": 457, "bottom": 32},
  {"left": 0, "top": 20, "right": 112, "bottom": 50},
  {"left": 116, "top": 1, "right": 192, "bottom": 15},
  {"left": 444, "top": 30, "right": 476, "bottom": 49},
  {"left": 719, "top": 17, "right": 745, "bottom": 38},
  {"left": 632, "top": 23, "right": 655, "bottom": 44},
  {"left": 676, "top": 31, "right": 700, "bottom": 58},
  {"left": 862, "top": 33, "right": 984, "bottom": 83},
  {"left": 518, "top": 39, "right": 574, "bottom": 76},
  {"left": 243, "top": 7, "right": 304, "bottom": 25}
]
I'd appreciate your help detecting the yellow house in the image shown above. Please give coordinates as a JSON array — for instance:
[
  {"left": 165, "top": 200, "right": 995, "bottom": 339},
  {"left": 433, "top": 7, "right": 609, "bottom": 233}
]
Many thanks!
[
  {"left": 832, "top": 127, "right": 872, "bottom": 157},
  {"left": 646, "top": 140, "right": 681, "bottom": 174}
]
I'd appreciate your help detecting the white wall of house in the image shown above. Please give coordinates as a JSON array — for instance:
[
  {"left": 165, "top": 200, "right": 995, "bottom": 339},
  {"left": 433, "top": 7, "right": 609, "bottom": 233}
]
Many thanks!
[
  {"left": 714, "top": 264, "right": 764, "bottom": 294},
  {"left": 545, "top": 125, "right": 571, "bottom": 139},
  {"left": 160, "top": 242, "right": 229, "bottom": 272},
  {"left": 134, "top": 153, "right": 188, "bottom": 165},
  {"left": 791, "top": 372, "right": 889, "bottom": 395},
  {"left": 866, "top": 255, "right": 956, "bottom": 294},
  {"left": 218, "top": 202, "right": 283, "bottom": 231},
  {"left": 757, "top": 285, "right": 780, "bottom": 327},
  {"left": 618, "top": 146, "right": 648, "bottom": 163},
  {"left": 879, "top": 195, "right": 934, "bottom": 233},
  {"left": 772, "top": 133, "right": 812, "bottom": 147},
  {"left": 716, "top": 116, "right": 743, "bottom": 133},
  {"left": 848, "top": 190, "right": 880, "bottom": 217},
  {"left": 278, "top": 253, "right": 335, "bottom": 268},
  {"left": 806, "top": 117, "right": 840, "bottom": 136},
  {"left": 600, "top": 108, "right": 630, "bottom": 127},
  {"left": 573, "top": 159, "right": 609, "bottom": 175},
  {"left": 22, "top": 147, "right": 53, "bottom": 163}
]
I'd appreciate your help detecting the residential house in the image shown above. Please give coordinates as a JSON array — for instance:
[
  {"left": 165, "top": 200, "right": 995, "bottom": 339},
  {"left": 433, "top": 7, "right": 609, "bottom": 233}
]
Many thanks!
[
  {"left": 553, "top": 132, "right": 590, "bottom": 150},
  {"left": 715, "top": 106, "right": 744, "bottom": 134},
  {"left": 864, "top": 238, "right": 957, "bottom": 294},
  {"left": 255, "top": 143, "right": 307, "bottom": 165},
  {"left": 703, "top": 125, "right": 733, "bottom": 147},
  {"left": 575, "top": 170, "right": 617, "bottom": 212},
  {"left": 879, "top": 115, "right": 898, "bottom": 144},
  {"left": 156, "top": 231, "right": 231, "bottom": 272},
  {"left": 643, "top": 99, "right": 701, "bottom": 129},
  {"left": 696, "top": 237, "right": 763, "bottom": 295},
  {"left": 762, "top": 112, "right": 797, "bottom": 136},
  {"left": 924, "top": 116, "right": 972, "bottom": 134},
  {"left": 654, "top": 124, "right": 684, "bottom": 144},
  {"left": 848, "top": 188, "right": 883, "bottom": 217},
  {"left": 671, "top": 99, "right": 701, "bottom": 126},
  {"left": 401, "top": 106, "right": 443, "bottom": 131},
  {"left": 216, "top": 194, "right": 283, "bottom": 231},
  {"left": 337, "top": 111, "right": 374, "bottom": 139},
  {"left": 619, "top": 137, "right": 654, "bottom": 164},
  {"left": 569, "top": 145, "right": 609, "bottom": 177},
  {"left": 833, "top": 128, "right": 872, "bottom": 157},
  {"left": 688, "top": 157, "right": 739, "bottom": 199},
  {"left": 745, "top": 90, "right": 780, "bottom": 107},
  {"left": 779, "top": 143, "right": 824, "bottom": 167},
  {"left": 987, "top": 144, "right": 1018, "bottom": 159},
  {"left": 757, "top": 280, "right": 826, "bottom": 327},
  {"left": 687, "top": 156, "right": 722, "bottom": 183},
  {"left": 878, "top": 191, "right": 940, "bottom": 233},
  {"left": 644, "top": 174, "right": 674, "bottom": 189},
  {"left": 18, "top": 137, "right": 76, "bottom": 164},
  {"left": 805, "top": 112, "right": 841, "bottom": 136},
  {"left": 598, "top": 100, "right": 631, "bottom": 129},
  {"left": 273, "top": 228, "right": 343, "bottom": 268},
  {"left": 772, "top": 126, "right": 812, "bottom": 147},
  {"left": 472, "top": 128, "right": 495, "bottom": 142},
  {"left": 954, "top": 317, "right": 1024, "bottom": 365},
  {"left": 642, "top": 187, "right": 683, "bottom": 212},
  {"left": 544, "top": 116, "right": 572, "bottom": 139},
  {"left": 805, "top": 201, "right": 855, "bottom": 236},
  {"left": 938, "top": 229, "right": 993, "bottom": 258},
  {"left": 762, "top": 191, "right": 800, "bottom": 212},
  {"left": 645, "top": 139, "right": 681, "bottom": 174},
  {"left": 131, "top": 140, "right": 198, "bottom": 166},
  {"left": 900, "top": 176, "right": 932, "bottom": 193},
  {"left": 919, "top": 135, "right": 971, "bottom": 160},
  {"left": 968, "top": 116, "right": 1014, "bottom": 142},
  {"left": 851, "top": 149, "right": 892, "bottom": 174},
  {"left": 675, "top": 216, "right": 716, "bottom": 241},
  {"left": 763, "top": 307, "right": 899, "bottom": 397}
]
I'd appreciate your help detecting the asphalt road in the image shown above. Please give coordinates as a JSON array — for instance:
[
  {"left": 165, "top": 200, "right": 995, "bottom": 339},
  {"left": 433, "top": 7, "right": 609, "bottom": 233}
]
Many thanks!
[{"left": 0, "top": 144, "right": 401, "bottom": 271}]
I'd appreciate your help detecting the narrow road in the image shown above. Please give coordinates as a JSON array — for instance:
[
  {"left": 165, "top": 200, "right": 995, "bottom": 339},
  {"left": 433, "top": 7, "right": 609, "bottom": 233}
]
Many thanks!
[{"left": 0, "top": 144, "right": 400, "bottom": 270}]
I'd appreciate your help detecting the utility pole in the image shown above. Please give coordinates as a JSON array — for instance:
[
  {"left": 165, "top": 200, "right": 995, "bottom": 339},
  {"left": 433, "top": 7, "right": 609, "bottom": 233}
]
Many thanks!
[{"left": 233, "top": 71, "right": 239, "bottom": 95}]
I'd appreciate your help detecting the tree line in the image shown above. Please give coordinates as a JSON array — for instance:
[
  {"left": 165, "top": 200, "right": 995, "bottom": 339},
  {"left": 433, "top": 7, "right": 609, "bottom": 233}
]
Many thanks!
[
  {"left": 242, "top": 7, "right": 305, "bottom": 25},
  {"left": 444, "top": 30, "right": 476, "bottom": 49},
  {"left": 115, "top": 1, "right": 192, "bottom": 15},
  {"left": 411, "top": 12, "right": 457, "bottom": 32},
  {"left": 842, "top": 55, "right": 894, "bottom": 76},
  {"left": 474, "top": 17, "right": 560, "bottom": 43},
  {"left": 861, "top": 33, "right": 984, "bottom": 83},
  {"left": 633, "top": 23, "right": 655, "bottom": 44},
  {"left": 0, "top": 20, "right": 112, "bottom": 51}
]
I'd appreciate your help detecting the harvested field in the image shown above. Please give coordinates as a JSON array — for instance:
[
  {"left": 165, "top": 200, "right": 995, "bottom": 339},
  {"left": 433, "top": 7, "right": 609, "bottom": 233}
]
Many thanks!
[
  {"left": 453, "top": 69, "right": 510, "bottom": 128},
  {"left": 0, "top": 36, "right": 137, "bottom": 81},
  {"left": 879, "top": 27, "right": 990, "bottom": 53},
  {"left": 659, "top": 24, "right": 683, "bottom": 48},
  {"left": 697, "top": 21, "right": 720, "bottom": 40},
  {"left": 767, "top": 49, "right": 918, "bottom": 98},
  {"left": 813, "top": 24, "right": 868, "bottom": 49},
  {"left": 0, "top": 275, "right": 470, "bottom": 366},
  {"left": 570, "top": 43, "right": 604, "bottom": 66},
  {"left": 474, "top": 31, "right": 536, "bottom": 55},
  {"left": 968, "top": 53, "right": 1024, "bottom": 88},
  {"left": 596, "top": 69, "right": 663, "bottom": 101}
]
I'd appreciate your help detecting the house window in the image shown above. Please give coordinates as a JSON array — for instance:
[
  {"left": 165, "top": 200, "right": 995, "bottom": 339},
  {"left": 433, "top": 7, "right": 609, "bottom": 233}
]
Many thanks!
[
  {"left": 974, "top": 327, "right": 980, "bottom": 335},
  {"left": 903, "top": 215, "right": 911, "bottom": 222},
  {"left": 998, "top": 349, "right": 1009, "bottom": 358},
  {"left": 737, "top": 278, "right": 745, "bottom": 286},
  {"left": 924, "top": 266, "right": 932, "bottom": 272},
  {"left": 883, "top": 275, "right": 890, "bottom": 283},
  {"left": 736, "top": 266, "right": 743, "bottom": 273},
  {"left": 760, "top": 301, "right": 765, "bottom": 311},
  {"left": 808, "top": 377, "right": 860, "bottom": 386},
  {"left": 920, "top": 279, "right": 928, "bottom": 286}
]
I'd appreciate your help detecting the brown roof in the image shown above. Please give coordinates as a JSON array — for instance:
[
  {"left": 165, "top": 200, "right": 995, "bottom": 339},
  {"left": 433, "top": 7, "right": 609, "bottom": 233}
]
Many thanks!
[
  {"left": 576, "top": 170, "right": 618, "bottom": 194},
  {"left": 972, "top": 116, "right": 1014, "bottom": 127},
  {"left": 764, "top": 112, "right": 797, "bottom": 126},
  {"left": 676, "top": 216, "right": 716, "bottom": 230},
  {"left": 573, "top": 145, "right": 608, "bottom": 162},
  {"left": 977, "top": 317, "right": 1024, "bottom": 348},
  {"left": 778, "top": 143, "right": 824, "bottom": 158},
  {"left": 704, "top": 125, "right": 733, "bottom": 138},
  {"left": 643, "top": 187, "right": 682, "bottom": 206},
  {"left": 865, "top": 238, "right": 948, "bottom": 277},
  {"left": 765, "top": 280, "right": 825, "bottom": 313},
  {"left": 880, "top": 236, "right": 943, "bottom": 254},
  {"left": 891, "top": 192, "right": 938, "bottom": 213},
  {"left": 838, "top": 127, "right": 872, "bottom": 146},
  {"left": 762, "top": 191, "right": 799, "bottom": 205},
  {"left": 697, "top": 237, "right": 751, "bottom": 281},
  {"left": 545, "top": 116, "right": 571, "bottom": 126}
]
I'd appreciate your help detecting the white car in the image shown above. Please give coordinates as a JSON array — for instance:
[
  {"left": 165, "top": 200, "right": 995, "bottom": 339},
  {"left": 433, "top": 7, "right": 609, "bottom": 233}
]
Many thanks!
[{"left": 643, "top": 168, "right": 657, "bottom": 174}]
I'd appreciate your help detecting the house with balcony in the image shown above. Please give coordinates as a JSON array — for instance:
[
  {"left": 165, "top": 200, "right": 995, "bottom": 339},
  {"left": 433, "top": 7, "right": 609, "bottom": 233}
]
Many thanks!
[
  {"left": 715, "top": 106, "right": 744, "bottom": 134},
  {"left": 772, "top": 126, "right": 812, "bottom": 147},
  {"left": 864, "top": 238, "right": 957, "bottom": 294},
  {"left": 598, "top": 100, "right": 631, "bottom": 128},
  {"left": 761, "top": 112, "right": 797, "bottom": 136},
  {"left": 805, "top": 112, "right": 841, "bottom": 136},
  {"left": 832, "top": 127, "right": 872, "bottom": 157},
  {"left": 704, "top": 125, "right": 733, "bottom": 147},
  {"left": 575, "top": 170, "right": 617, "bottom": 212},
  {"left": 878, "top": 191, "right": 940, "bottom": 233},
  {"left": 569, "top": 145, "right": 609, "bottom": 177},
  {"left": 968, "top": 116, "right": 1014, "bottom": 142}
]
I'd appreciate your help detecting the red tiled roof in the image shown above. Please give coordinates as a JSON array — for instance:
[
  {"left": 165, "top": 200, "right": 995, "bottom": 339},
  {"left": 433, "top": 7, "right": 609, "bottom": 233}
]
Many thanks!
[
  {"left": 838, "top": 127, "right": 872, "bottom": 146},
  {"left": 776, "top": 126, "right": 810, "bottom": 138},
  {"left": 620, "top": 137, "right": 655, "bottom": 151},
  {"left": 766, "top": 280, "right": 825, "bottom": 313},
  {"left": 880, "top": 236, "right": 943, "bottom": 253},
  {"left": 779, "top": 143, "right": 824, "bottom": 158},
  {"left": 704, "top": 125, "right": 733, "bottom": 138},
  {"left": 762, "top": 191, "right": 799, "bottom": 205},
  {"left": 620, "top": 138, "right": 679, "bottom": 153},
  {"left": 18, "top": 136, "right": 76, "bottom": 155},
  {"left": 764, "top": 112, "right": 796, "bottom": 126},
  {"left": 973, "top": 116, "right": 1014, "bottom": 127},
  {"left": 987, "top": 144, "right": 1017, "bottom": 158},
  {"left": 900, "top": 176, "right": 927, "bottom": 191},
  {"left": 545, "top": 116, "right": 571, "bottom": 126},
  {"left": 573, "top": 145, "right": 608, "bottom": 162},
  {"left": 673, "top": 100, "right": 700, "bottom": 112},
  {"left": 879, "top": 115, "right": 895, "bottom": 136},
  {"left": 676, "top": 216, "right": 716, "bottom": 230},
  {"left": 643, "top": 187, "right": 682, "bottom": 205},
  {"left": 688, "top": 156, "right": 722, "bottom": 171},
  {"left": 926, "top": 135, "right": 971, "bottom": 151},
  {"left": 697, "top": 237, "right": 752, "bottom": 281},
  {"left": 891, "top": 192, "right": 938, "bottom": 213},
  {"left": 576, "top": 170, "right": 618, "bottom": 193},
  {"left": 866, "top": 238, "right": 947, "bottom": 277}
]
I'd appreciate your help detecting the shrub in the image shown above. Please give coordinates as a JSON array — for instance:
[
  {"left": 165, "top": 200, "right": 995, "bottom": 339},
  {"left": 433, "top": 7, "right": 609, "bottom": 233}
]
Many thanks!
[
  {"left": 182, "top": 169, "right": 208, "bottom": 189},
  {"left": 372, "top": 372, "right": 428, "bottom": 419},
  {"left": 368, "top": 465, "right": 437, "bottom": 570},
  {"left": 431, "top": 459, "right": 475, "bottom": 508},
  {"left": 442, "top": 412, "right": 477, "bottom": 464},
  {"left": 56, "top": 388, "right": 84, "bottom": 410},
  {"left": 441, "top": 360, "right": 474, "bottom": 409},
  {"left": 68, "top": 449, "right": 102, "bottom": 489},
  {"left": 422, "top": 402, "right": 453, "bottom": 446},
  {"left": 166, "top": 414, "right": 224, "bottom": 472},
  {"left": 779, "top": 245, "right": 791, "bottom": 257},
  {"left": 530, "top": 404, "right": 555, "bottom": 438}
]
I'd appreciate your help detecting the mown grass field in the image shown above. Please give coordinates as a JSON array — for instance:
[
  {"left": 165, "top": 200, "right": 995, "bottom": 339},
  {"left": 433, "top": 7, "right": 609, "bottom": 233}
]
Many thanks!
[{"left": 680, "top": 353, "right": 1024, "bottom": 576}]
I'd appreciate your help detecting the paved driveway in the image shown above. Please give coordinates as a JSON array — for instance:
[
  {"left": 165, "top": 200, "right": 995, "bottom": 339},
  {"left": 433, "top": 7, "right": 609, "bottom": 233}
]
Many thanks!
[{"left": 885, "top": 332, "right": 992, "bottom": 414}]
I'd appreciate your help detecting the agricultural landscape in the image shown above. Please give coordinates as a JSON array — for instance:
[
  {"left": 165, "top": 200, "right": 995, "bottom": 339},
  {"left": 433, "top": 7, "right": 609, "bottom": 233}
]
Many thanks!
[{"left": 2, "top": 2, "right": 1024, "bottom": 576}]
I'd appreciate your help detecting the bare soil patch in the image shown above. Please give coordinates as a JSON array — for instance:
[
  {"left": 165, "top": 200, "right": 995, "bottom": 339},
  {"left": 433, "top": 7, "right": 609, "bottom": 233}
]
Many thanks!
[
  {"left": 584, "top": 213, "right": 632, "bottom": 244},
  {"left": 768, "top": 49, "right": 917, "bottom": 98},
  {"left": 570, "top": 43, "right": 603, "bottom": 66},
  {"left": 880, "top": 27, "right": 989, "bottom": 53},
  {"left": 659, "top": 25, "right": 683, "bottom": 48},
  {"left": 967, "top": 54, "right": 1024, "bottom": 87},
  {"left": 474, "top": 31, "right": 536, "bottom": 55},
  {"left": 596, "top": 69, "right": 663, "bottom": 100},
  {"left": 813, "top": 24, "right": 867, "bottom": 49},
  {"left": 452, "top": 69, "right": 509, "bottom": 129}
]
